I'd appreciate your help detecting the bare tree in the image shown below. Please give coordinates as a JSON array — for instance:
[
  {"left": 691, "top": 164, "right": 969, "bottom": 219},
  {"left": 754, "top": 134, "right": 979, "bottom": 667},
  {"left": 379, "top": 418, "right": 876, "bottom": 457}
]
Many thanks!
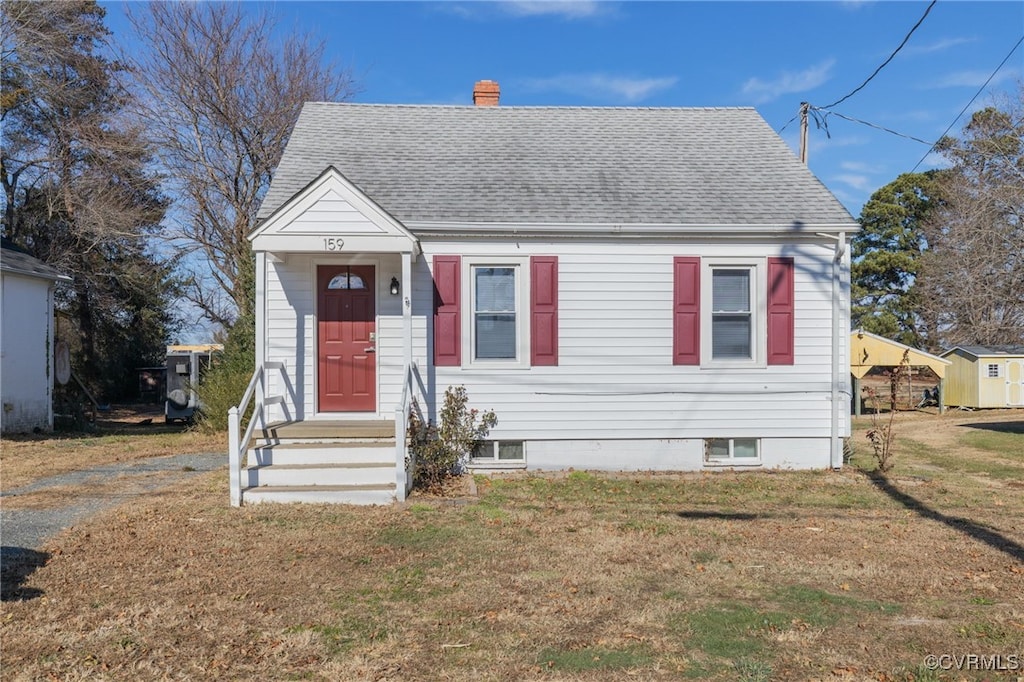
[
  {"left": 126, "top": 3, "right": 358, "bottom": 327},
  {"left": 917, "top": 88, "right": 1024, "bottom": 348}
]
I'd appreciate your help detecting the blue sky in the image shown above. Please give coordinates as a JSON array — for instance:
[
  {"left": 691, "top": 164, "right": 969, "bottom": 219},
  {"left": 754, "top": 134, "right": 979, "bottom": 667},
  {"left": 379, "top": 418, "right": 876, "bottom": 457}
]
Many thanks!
[{"left": 101, "top": 1, "right": 1023, "bottom": 216}]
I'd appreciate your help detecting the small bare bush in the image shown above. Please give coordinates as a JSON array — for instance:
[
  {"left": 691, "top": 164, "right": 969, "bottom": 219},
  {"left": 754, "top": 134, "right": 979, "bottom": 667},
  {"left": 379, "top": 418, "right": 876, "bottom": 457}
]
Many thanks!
[
  {"left": 865, "top": 349, "right": 910, "bottom": 472},
  {"left": 407, "top": 386, "right": 496, "bottom": 492}
]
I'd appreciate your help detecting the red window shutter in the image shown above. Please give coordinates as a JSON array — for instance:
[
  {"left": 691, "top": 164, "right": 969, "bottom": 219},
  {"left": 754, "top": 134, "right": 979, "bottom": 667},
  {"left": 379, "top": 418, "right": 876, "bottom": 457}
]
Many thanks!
[
  {"left": 673, "top": 257, "right": 700, "bottom": 365},
  {"left": 433, "top": 256, "right": 461, "bottom": 366},
  {"left": 767, "top": 257, "right": 795, "bottom": 365},
  {"left": 530, "top": 256, "right": 558, "bottom": 366}
]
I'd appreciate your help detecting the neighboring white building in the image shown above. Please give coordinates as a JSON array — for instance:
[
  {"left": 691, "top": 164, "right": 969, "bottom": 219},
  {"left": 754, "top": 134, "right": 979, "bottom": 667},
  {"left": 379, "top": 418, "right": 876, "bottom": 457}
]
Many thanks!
[
  {"left": 229, "top": 82, "right": 858, "bottom": 505},
  {"left": 1, "top": 240, "right": 70, "bottom": 433}
]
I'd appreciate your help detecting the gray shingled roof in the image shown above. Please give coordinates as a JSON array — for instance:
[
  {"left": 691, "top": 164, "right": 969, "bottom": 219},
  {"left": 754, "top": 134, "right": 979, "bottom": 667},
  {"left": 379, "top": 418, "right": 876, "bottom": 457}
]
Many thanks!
[
  {"left": 258, "top": 103, "right": 855, "bottom": 228},
  {"left": 0, "top": 242, "right": 70, "bottom": 282},
  {"left": 956, "top": 345, "right": 1024, "bottom": 357}
]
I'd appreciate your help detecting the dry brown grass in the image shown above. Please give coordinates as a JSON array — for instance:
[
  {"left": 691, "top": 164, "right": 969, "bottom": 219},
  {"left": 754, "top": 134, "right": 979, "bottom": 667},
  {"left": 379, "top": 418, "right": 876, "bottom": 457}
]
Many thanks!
[
  {"left": 0, "top": 405, "right": 222, "bottom": 490},
  {"left": 2, "top": 410, "right": 1022, "bottom": 681}
]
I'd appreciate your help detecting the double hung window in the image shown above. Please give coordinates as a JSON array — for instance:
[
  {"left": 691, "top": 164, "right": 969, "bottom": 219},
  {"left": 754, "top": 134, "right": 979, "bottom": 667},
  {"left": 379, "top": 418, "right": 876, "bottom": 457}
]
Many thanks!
[
  {"left": 700, "top": 259, "right": 765, "bottom": 366},
  {"left": 473, "top": 266, "right": 517, "bottom": 360},
  {"left": 711, "top": 268, "right": 754, "bottom": 360}
]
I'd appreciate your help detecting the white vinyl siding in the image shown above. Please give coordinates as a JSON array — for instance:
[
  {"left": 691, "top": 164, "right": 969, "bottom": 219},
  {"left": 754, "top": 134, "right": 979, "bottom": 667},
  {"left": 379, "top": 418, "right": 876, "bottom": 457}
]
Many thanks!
[
  {"left": 422, "top": 238, "right": 849, "bottom": 444},
  {"left": 258, "top": 235, "right": 850, "bottom": 465},
  {"left": 0, "top": 272, "right": 56, "bottom": 433}
]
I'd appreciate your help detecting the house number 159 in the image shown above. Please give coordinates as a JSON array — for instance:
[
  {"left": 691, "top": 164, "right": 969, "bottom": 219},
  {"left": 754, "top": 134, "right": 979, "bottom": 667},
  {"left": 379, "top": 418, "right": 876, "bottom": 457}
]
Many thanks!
[{"left": 323, "top": 238, "right": 344, "bottom": 251}]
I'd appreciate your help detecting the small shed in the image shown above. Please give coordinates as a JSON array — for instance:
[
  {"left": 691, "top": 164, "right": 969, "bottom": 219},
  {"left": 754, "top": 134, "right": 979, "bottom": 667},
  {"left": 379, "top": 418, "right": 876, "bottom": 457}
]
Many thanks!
[
  {"left": 0, "top": 239, "right": 71, "bottom": 433},
  {"left": 941, "top": 346, "right": 1024, "bottom": 409},
  {"left": 850, "top": 329, "right": 951, "bottom": 415}
]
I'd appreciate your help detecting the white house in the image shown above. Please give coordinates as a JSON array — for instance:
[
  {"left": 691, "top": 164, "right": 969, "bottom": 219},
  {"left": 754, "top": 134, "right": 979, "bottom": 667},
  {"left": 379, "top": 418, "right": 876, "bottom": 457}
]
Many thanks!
[
  {"left": 1, "top": 240, "right": 70, "bottom": 433},
  {"left": 229, "top": 81, "right": 857, "bottom": 506}
]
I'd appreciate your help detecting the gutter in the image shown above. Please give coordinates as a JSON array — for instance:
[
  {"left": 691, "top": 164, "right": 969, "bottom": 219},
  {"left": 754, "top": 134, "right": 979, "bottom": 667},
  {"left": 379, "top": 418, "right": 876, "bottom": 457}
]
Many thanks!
[{"left": 406, "top": 221, "right": 859, "bottom": 238}]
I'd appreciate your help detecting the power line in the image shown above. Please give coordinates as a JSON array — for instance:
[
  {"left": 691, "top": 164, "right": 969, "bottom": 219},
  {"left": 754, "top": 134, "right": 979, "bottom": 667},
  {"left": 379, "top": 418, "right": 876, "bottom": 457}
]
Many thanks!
[
  {"left": 910, "top": 33, "right": 1024, "bottom": 173},
  {"left": 814, "top": 108, "right": 934, "bottom": 146},
  {"left": 777, "top": 113, "right": 799, "bottom": 134},
  {"left": 821, "top": 0, "right": 936, "bottom": 111}
]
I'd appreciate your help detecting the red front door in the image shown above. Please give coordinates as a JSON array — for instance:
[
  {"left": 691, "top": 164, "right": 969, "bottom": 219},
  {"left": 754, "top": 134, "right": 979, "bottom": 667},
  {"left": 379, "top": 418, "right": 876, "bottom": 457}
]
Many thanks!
[{"left": 317, "top": 265, "right": 376, "bottom": 412}]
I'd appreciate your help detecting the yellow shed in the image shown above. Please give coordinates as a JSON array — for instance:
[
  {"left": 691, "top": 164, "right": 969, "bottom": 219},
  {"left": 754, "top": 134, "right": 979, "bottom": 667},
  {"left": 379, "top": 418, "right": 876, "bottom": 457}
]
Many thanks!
[
  {"left": 850, "top": 329, "right": 951, "bottom": 415},
  {"left": 941, "top": 346, "right": 1024, "bottom": 409}
]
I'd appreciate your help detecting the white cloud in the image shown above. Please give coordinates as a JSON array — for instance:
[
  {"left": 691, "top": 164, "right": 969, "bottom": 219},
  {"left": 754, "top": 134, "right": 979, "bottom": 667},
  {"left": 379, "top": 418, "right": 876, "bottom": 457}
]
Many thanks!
[
  {"left": 809, "top": 134, "right": 868, "bottom": 153},
  {"left": 740, "top": 60, "right": 836, "bottom": 104},
  {"left": 840, "top": 160, "right": 881, "bottom": 174},
  {"left": 926, "top": 67, "right": 1020, "bottom": 89},
  {"left": 520, "top": 73, "right": 678, "bottom": 103},
  {"left": 440, "top": 1, "right": 615, "bottom": 21},
  {"left": 916, "top": 151, "right": 951, "bottom": 171},
  {"left": 833, "top": 173, "right": 873, "bottom": 191},
  {"left": 903, "top": 37, "right": 974, "bottom": 56},
  {"left": 500, "top": 1, "right": 612, "bottom": 19}
]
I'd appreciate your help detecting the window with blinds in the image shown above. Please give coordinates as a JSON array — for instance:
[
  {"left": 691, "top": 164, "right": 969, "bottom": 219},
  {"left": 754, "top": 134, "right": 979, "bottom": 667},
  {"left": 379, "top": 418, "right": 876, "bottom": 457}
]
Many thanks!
[
  {"left": 473, "top": 266, "right": 517, "bottom": 360},
  {"left": 711, "top": 268, "right": 753, "bottom": 360}
]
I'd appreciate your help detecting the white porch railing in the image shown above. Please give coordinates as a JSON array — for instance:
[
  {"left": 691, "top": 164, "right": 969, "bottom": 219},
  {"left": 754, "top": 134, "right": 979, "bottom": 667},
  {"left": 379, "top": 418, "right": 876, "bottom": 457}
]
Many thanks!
[
  {"left": 394, "top": 361, "right": 423, "bottom": 502},
  {"left": 228, "top": 361, "right": 287, "bottom": 507}
]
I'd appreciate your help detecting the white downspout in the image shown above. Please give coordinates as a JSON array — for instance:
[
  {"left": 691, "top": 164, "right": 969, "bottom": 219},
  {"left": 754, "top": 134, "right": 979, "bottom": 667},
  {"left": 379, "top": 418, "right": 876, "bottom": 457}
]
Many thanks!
[
  {"left": 830, "top": 232, "right": 847, "bottom": 469},
  {"left": 817, "top": 232, "right": 848, "bottom": 469}
]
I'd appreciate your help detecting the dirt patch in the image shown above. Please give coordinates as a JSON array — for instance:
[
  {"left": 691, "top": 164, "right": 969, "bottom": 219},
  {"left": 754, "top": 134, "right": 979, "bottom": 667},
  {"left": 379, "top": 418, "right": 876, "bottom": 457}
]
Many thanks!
[{"left": 1, "top": 404, "right": 222, "bottom": 490}]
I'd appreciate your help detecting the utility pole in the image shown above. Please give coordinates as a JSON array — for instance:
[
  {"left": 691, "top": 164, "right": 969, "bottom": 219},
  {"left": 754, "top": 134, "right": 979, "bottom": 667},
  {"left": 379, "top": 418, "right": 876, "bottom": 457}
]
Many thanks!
[{"left": 799, "top": 102, "right": 809, "bottom": 165}]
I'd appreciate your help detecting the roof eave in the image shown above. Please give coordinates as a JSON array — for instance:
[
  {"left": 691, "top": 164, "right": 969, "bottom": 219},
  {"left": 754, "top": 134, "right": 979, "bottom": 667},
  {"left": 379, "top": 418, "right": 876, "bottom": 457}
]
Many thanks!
[
  {"left": 405, "top": 220, "right": 859, "bottom": 238},
  {"left": 0, "top": 263, "right": 72, "bottom": 283}
]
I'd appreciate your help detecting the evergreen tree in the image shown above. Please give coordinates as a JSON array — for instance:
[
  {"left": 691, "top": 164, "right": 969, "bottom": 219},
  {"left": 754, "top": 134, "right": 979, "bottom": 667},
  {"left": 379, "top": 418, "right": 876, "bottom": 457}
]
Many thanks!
[
  {"left": 1, "top": 0, "right": 178, "bottom": 400},
  {"left": 851, "top": 172, "right": 942, "bottom": 348}
]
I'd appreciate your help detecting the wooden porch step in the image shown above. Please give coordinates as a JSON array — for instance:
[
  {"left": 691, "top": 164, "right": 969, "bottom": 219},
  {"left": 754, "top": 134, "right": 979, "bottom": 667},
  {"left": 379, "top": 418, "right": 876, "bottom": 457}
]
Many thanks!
[
  {"left": 242, "top": 483, "right": 396, "bottom": 506},
  {"left": 259, "top": 419, "right": 394, "bottom": 440},
  {"left": 247, "top": 441, "right": 395, "bottom": 466},
  {"left": 245, "top": 462, "right": 395, "bottom": 487}
]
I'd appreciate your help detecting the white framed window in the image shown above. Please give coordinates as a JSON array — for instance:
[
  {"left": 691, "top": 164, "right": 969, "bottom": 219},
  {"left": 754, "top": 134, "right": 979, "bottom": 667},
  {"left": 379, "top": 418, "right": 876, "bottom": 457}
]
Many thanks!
[
  {"left": 701, "top": 258, "right": 766, "bottom": 367},
  {"left": 705, "top": 438, "right": 761, "bottom": 465},
  {"left": 471, "top": 440, "right": 526, "bottom": 466},
  {"left": 986, "top": 363, "right": 1001, "bottom": 378},
  {"left": 463, "top": 257, "right": 530, "bottom": 368}
]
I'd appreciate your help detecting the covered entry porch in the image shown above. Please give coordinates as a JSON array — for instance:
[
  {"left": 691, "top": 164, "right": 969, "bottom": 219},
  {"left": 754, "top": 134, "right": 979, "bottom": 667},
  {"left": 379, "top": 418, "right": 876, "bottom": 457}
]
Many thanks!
[{"left": 228, "top": 167, "right": 427, "bottom": 506}]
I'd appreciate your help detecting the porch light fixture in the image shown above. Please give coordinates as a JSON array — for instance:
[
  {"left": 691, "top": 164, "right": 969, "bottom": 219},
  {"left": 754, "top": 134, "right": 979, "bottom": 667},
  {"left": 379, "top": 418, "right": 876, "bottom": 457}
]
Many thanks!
[{"left": 390, "top": 276, "right": 400, "bottom": 296}]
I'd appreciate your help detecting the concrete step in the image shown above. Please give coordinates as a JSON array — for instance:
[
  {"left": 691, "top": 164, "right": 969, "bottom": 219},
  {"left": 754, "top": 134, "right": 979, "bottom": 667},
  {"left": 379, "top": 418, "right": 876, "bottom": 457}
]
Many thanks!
[
  {"left": 247, "top": 442, "right": 395, "bottom": 466},
  {"left": 244, "top": 462, "right": 396, "bottom": 488},
  {"left": 242, "top": 484, "right": 396, "bottom": 506}
]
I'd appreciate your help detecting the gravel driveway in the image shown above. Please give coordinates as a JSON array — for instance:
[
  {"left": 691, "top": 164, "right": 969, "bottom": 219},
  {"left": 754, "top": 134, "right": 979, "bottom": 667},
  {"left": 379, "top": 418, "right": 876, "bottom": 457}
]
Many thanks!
[{"left": 1, "top": 451, "right": 224, "bottom": 551}]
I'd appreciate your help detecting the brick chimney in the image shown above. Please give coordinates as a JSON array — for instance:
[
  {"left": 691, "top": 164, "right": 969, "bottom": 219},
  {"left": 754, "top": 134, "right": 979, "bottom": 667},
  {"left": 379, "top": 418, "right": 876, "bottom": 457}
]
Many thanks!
[{"left": 473, "top": 80, "right": 500, "bottom": 106}]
